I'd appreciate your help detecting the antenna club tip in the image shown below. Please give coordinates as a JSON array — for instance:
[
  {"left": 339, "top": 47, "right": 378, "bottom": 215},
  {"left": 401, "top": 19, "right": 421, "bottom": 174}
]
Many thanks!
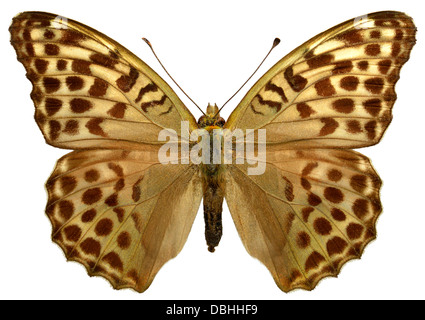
[
  {"left": 142, "top": 37, "right": 152, "bottom": 46},
  {"left": 273, "top": 38, "right": 281, "bottom": 47}
]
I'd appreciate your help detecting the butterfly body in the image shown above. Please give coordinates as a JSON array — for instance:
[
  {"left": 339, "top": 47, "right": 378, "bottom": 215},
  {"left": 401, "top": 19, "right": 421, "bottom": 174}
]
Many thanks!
[{"left": 10, "top": 11, "right": 416, "bottom": 292}]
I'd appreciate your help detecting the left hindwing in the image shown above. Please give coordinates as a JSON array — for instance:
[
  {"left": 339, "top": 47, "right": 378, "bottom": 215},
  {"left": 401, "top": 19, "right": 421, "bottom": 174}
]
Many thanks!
[{"left": 225, "top": 11, "right": 416, "bottom": 149}]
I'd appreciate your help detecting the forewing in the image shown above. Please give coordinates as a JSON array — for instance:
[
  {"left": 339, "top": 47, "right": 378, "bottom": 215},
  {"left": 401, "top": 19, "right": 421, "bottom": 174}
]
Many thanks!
[
  {"left": 225, "top": 11, "right": 416, "bottom": 149},
  {"left": 46, "top": 148, "right": 202, "bottom": 292},
  {"left": 10, "top": 12, "right": 197, "bottom": 150},
  {"left": 225, "top": 149, "right": 381, "bottom": 291}
]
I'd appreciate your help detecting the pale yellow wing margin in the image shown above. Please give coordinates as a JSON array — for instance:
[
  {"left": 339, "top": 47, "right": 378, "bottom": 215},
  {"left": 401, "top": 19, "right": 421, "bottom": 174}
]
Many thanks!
[
  {"left": 225, "top": 149, "right": 380, "bottom": 292},
  {"left": 10, "top": 12, "right": 197, "bottom": 150},
  {"left": 46, "top": 148, "right": 202, "bottom": 292},
  {"left": 225, "top": 11, "right": 416, "bottom": 149}
]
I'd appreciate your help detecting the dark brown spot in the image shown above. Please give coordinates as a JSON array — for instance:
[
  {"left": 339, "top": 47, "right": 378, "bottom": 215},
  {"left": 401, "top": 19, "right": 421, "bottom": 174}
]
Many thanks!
[
  {"left": 95, "top": 218, "right": 113, "bottom": 236},
  {"left": 107, "top": 103, "right": 127, "bottom": 119},
  {"left": 332, "top": 60, "right": 353, "bottom": 75},
  {"left": 57, "top": 59, "right": 67, "bottom": 71},
  {"left": 104, "top": 193, "right": 118, "bottom": 207},
  {"left": 363, "top": 99, "right": 382, "bottom": 116},
  {"left": 331, "top": 208, "right": 346, "bottom": 221},
  {"left": 365, "top": 120, "right": 377, "bottom": 140},
  {"left": 127, "top": 269, "right": 139, "bottom": 283},
  {"left": 25, "top": 43, "right": 35, "bottom": 56},
  {"left": 141, "top": 95, "right": 167, "bottom": 113},
  {"left": 265, "top": 81, "right": 288, "bottom": 103},
  {"left": 82, "top": 188, "right": 102, "bottom": 205},
  {"left": 80, "top": 238, "right": 101, "bottom": 257},
  {"left": 340, "top": 76, "right": 359, "bottom": 91},
  {"left": 61, "top": 30, "right": 85, "bottom": 43},
  {"left": 102, "top": 252, "right": 123, "bottom": 271},
  {"left": 81, "top": 208, "right": 97, "bottom": 223},
  {"left": 114, "top": 208, "right": 125, "bottom": 223},
  {"left": 302, "top": 207, "right": 314, "bottom": 222},
  {"left": 301, "top": 177, "right": 311, "bottom": 190},
  {"left": 391, "top": 43, "right": 401, "bottom": 57},
  {"left": 35, "top": 59, "right": 49, "bottom": 74},
  {"left": 365, "top": 44, "right": 381, "bottom": 56},
  {"left": 319, "top": 118, "right": 339, "bottom": 136},
  {"left": 306, "top": 54, "right": 334, "bottom": 68},
  {"left": 114, "top": 179, "right": 125, "bottom": 192},
  {"left": 117, "top": 232, "right": 131, "bottom": 249},
  {"left": 296, "top": 102, "right": 316, "bottom": 118},
  {"left": 327, "top": 237, "right": 348, "bottom": 256},
  {"left": 44, "top": 29, "right": 55, "bottom": 39},
  {"left": 282, "top": 176, "right": 294, "bottom": 201},
  {"left": 357, "top": 61, "right": 369, "bottom": 71},
  {"left": 351, "top": 175, "right": 368, "bottom": 193},
  {"left": 339, "top": 29, "right": 363, "bottom": 44},
  {"left": 63, "top": 120, "right": 79, "bottom": 135},
  {"left": 352, "top": 198, "right": 369, "bottom": 219},
  {"left": 116, "top": 67, "right": 139, "bottom": 92},
  {"left": 302, "top": 162, "right": 318, "bottom": 176},
  {"left": 45, "top": 98, "right": 62, "bottom": 116},
  {"left": 308, "top": 193, "right": 322, "bottom": 206},
  {"left": 72, "top": 59, "right": 91, "bottom": 75},
  {"left": 60, "top": 176, "right": 77, "bottom": 194},
  {"left": 89, "top": 78, "right": 108, "bottom": 96},
  {"left": 395, "top": 29, "right": 404, "bottom": 40},
  {"left": 89, "top": 53, "right": 118, "bottom": 68},
  {"left": 23, "top": 29, "right": 32, "bottom": 41},
  {"left": 58, "top": 200, "right": 74, "bottom": 220},
  {"left": 84, "top": 169, "right": 99, "bottom": 182},
  {"left": 86, "top": 118, "right": 107, "bottom": 137},
  {"left": 328, "top": 169, "right": 342, "bottom": 182},
  {"left": 108, "top": 163, "right": 124, "bottom": 177},
  {"left": 305, "top": 251, "right": 326, "bottom": 272},
  {"left": 132, "top": 183, "right": 141, "bottom": 202},
  {"left": 284, "top": 66, "right": 307, "bottom": 92},
  {"left": 66, "top": 76, "right": 84, "bottom": 91},
  {"left": 48, "top": 120, "right": 61, "bottom": 140},
  {"left": 315, "top": 78, "right": 336, "bottom": 96},
  {"left": 370, "top": 30, "right": 381, "bottom": 39},
  {"left": 378, "top": 59, "right": 392, "bottom": 75},
  {"left": 64, "top": 225, "right": 82, "bottom": 242},
  {"left": 45, "top": 44, "right": 60, "bottom": 55},
  {"left": 314, "top": 217, "right": 332, "bottom": 235},
  {"left": 346, "top": 120, "right": 362, "bottom": 134},
  {"left": 131, "top": 212, "right": 143, "bottom": 233},
  {"left": 324, "top": 187, "right": 344, "bottom": 203},
  {"left": 296, "top": 231, "right": 310, "bottom": 249},
  {"left": 43, "top": 77, "right": 61, "bottom": 93},
  {"left": 332, "top": 98, "right": 354, "bottom": 114},
  {"left": 70, "top": 98, "right": 92, "bottom": 113},
  {"left": 347, "top": 223, "right": 364, "bottom": 240}
]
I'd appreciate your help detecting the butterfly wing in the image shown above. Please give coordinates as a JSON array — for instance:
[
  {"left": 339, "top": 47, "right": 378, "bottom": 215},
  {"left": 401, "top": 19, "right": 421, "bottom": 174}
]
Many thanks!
[
  {"left": 10, "top": 12, "right": 198, "bottom": 150},
  {"left": 47, "top": 148, "right": 202, "bottom": 292},
  {"left": 225, "top": 11, "right": 415, "bottom": 149},
  {"left": 224, "top": 11, "right": 416, "bottom": 291},
  {"left": 10, "top": 12, "right": 202, "bottom": 292}
]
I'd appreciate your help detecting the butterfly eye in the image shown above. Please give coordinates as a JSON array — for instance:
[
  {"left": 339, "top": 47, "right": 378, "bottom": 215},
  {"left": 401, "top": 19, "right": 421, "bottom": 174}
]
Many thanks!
[
  {"left": 198, "top": 115, "right": 207, "bottom": 126},
  {"left": 215, "top": 117, "right": 225, "bottom": 127}
]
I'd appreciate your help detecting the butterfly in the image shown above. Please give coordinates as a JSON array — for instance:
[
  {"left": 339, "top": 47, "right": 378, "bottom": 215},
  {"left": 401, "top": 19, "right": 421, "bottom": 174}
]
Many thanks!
[{"left": 9, "top": 11, "right": 416, "bottom": 293}]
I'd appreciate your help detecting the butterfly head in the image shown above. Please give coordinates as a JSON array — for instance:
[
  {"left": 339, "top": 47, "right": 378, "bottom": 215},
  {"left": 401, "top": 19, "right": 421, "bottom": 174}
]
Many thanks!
[{"left": 198, "top": 103, "right": 226, "bottom": 128}]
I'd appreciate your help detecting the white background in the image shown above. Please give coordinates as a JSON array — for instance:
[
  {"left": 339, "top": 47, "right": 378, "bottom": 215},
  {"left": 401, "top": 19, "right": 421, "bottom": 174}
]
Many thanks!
[{"left": 1, "top": 0, "right": 424, "bottom": 300}]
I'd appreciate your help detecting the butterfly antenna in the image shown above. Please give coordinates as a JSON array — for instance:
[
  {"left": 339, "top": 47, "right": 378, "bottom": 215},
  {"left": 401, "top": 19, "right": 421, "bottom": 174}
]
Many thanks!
[
  {"left": 214, "top": 38, "right": 281, "bottom": 118},
  {"left": 142, "top": 38, "right": 206, "bottom": 116}
]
